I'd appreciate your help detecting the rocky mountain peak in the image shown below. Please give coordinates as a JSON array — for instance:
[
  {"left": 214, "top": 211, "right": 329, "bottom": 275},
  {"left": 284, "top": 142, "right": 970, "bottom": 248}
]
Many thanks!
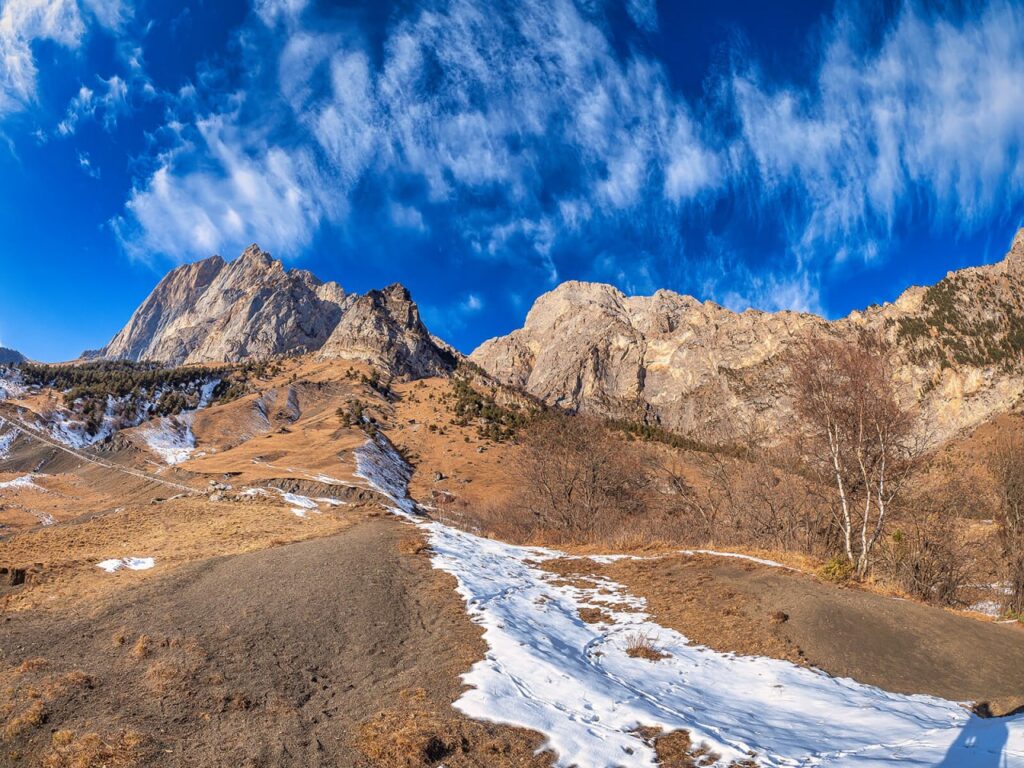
[
  {"left": 100, "top": 246, "right": 350, "bottom": 365},
  {"left": 1006, "top": 227, "right": 1024, "bottom": 270},
  {"left": 0, "top": 347, "right": 25, "bottom": 365},
  {"left": 472, "top": 233, "right": 1024, "bottom": 444},
  {"left": 98, "top": 247, "right": 456, "bottom": 379},
  {"left": 317, "top": 282, "right": 458, "bottom": 379}
]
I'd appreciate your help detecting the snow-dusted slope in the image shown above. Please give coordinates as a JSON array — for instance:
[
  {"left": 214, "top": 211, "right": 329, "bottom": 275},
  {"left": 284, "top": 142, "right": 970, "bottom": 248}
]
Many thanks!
[
  {"left": 139, "top": 379, "right": 219, "bottom": 464},
  {"left": 0, "top": 419, "right": 17, "bottom": 459},
  {"left": 355, "top": 435, "right": 1024, "bottom": 768}
]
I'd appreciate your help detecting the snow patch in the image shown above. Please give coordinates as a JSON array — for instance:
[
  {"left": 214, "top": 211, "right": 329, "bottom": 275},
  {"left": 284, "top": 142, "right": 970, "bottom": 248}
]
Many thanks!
[
  {"left": 141, "top": 416, "right": 196, "bottom": 465},
  {"left": 141, "top": 379, "right": 220, "bottom": 465},
  {"left": 96, "top": 557, "right": 155, "bottom": 573},
  {"left": 38, "top": 378, "right": 221, "bottom": 456},
  {"left": 0, "top": 424, "right": 18, "bottom": 459},
  {"left": 0, "top": 474, "right": 45, "bottom": 492},
  {"left": 0, "top": 369, "right": 25, "bottom": 401},
  {"left": 282, "top": 491, "right": 319, "bottom": 510},
  {"left": 969, "top": 600, "right": 1003, "bottom": 618},
  {"left": 355, "top": 437, "right": 1024, "bottom": 768},
  {"left": 353, "top": 433, "right": 418, "bottom": 516}
]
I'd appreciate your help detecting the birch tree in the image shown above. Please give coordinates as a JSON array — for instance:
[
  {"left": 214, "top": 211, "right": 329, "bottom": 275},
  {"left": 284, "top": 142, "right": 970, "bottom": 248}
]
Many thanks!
[{"left": 790, "top": 338, "right": 916, "bottom": 578}]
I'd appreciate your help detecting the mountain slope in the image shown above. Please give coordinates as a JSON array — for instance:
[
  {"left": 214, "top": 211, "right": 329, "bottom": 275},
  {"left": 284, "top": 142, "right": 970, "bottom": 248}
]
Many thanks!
[
  {"left": 98, "top": 245, "right": 457, "bottom": 378},
  {"left": 0, "top": 347, "right": 25, "bottom": 364},
  {"left": 317, "top": 284, "right": 458, "bottom": 379},
  {"left": 101, "top": 245, "right": 351, "bottom": 365},
  {"left": 472, "top": 229, "right": 1024, "bottom": 443}
]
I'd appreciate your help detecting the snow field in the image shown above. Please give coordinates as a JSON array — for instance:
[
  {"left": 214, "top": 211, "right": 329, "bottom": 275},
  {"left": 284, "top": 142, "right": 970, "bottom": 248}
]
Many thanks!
[{"left": 354, "top": 435, "right": 1024, "bottom": 768}]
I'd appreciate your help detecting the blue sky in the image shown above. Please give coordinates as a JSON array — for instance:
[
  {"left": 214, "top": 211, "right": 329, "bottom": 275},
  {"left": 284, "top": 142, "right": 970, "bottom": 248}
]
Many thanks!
[{"left": 0, "top": 0, "right": 1022, "bottom": 362}]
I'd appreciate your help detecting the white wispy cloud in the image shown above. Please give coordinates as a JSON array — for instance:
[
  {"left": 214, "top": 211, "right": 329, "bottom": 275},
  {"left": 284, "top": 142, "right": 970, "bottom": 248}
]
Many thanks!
[
  {"left": 0, "top": 0, "right": 127, "bottom": 121},
  {"left": 729, "top": 1, "right": 1024, "bottom": 260},
  {"left": 77, "top": 150, "right": 99, "bottom": 177},
  {"left": 116, "top": 112, "right": 326, "bottom": 261},
  {"left": 422, "top": 292, "right": 487, "bottom": 336},
  {"left": 57, "top": 74, "right": 127, "bottom": 135},
  {"left": 115, "top": 0, "right": 718, "bottom": 264},
  {"left": 112, "top": 0, "right": 1024, "bottom": 316}
]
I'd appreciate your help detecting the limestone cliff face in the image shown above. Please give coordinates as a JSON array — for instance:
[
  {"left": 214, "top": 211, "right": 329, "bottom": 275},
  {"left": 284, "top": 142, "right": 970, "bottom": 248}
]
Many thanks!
[
  {"left": 99, "top": 245, "right": 457, "bottom": 379},
  {"left": 317, "top": 283, "right": 458, "bottom": 379},
  {"left": 102, "top": 245, "right": 350, "bottom": 365},
  {"left": 472, "top": 230, "right": 1024, "bottom": 443}
]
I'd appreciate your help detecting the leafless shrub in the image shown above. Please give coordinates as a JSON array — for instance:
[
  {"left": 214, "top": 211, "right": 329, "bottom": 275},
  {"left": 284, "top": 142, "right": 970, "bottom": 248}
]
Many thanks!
[
  {"left": 624, "top": 630, "right": 669, "bottom": 661},
  {"left": 989, "top": 431, "right": 1024, "bottom": 617},
  {"left": 511, "top": 413, "right": 650, "bottom": 543},
  {"left": 878, "top": 482, "right": 973, "bottom": 606}
]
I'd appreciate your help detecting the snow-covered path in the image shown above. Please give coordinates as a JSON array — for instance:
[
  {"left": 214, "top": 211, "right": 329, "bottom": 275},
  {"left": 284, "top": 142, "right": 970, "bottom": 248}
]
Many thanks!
[{"left": 355, "top": 435, "right": 1024, "bottom": 768}]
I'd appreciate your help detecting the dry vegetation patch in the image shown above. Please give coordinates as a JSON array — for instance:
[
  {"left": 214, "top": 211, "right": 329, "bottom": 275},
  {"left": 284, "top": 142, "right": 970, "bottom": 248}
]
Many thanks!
[
  {"left": 624, "top": 631, "right": 671, "bottom": 661},
  {"left": 357, "top": 689, "right": 551, "bottom": 768},
  {"left": 635, "top": 727, "right": 758, "bottom": 768},
  {"left": 41, "top": 728, "right": 153, "bottom": 768}
]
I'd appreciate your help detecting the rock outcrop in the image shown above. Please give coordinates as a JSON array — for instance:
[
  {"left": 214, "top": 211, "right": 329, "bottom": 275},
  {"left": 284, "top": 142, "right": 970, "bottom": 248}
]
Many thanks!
[
  {"left": 102, "top": 245, "right": 350, "bottom": 365},
  {"left": 472, "top": 230, "right": 1024, "bottom": 444},
  {"left": 317, "top": 284, "right": 458, "bottom": 379},
  {"left": 100, "top": 245, "right": 457, "bottom": 379}
]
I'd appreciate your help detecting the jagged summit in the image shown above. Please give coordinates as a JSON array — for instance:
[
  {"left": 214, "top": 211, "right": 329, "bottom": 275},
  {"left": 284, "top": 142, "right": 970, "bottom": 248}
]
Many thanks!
[
  {"left": 317, "top": 283, "right": 458, "bottom": 379},
  {"left": 472, "top": 232, "right": 1024, "bottom": 443},
  {"left": 98, "top": 245, "right": 457, "bottom": 378},
  {"left": 100, "top": 245, "right": 348, "bottom": 366}
]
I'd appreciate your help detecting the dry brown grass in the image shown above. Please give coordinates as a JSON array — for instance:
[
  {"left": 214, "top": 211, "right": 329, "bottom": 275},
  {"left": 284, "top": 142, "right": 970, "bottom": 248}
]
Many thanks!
[
  {"left": 143, "top": 661, "right": 179, "bottom": 695},
  {"left": 636, "top": 727, "right": 758, "bottom": 767},
  {"left": 624, "top": 630, "right": 671, "bottom": 661},
  {"left": 130, "top": 635, "right": 151, "bottom": 660},
  {"left": 357, "top": 688, "right": 550, "bottom": 768},
  {"left": 17, "top": 657, "right": 47, "bottom": 674},
  {"left": 3, "top": 700, "right": 47, "bottom": 741},
  {"left": 42, "top": 728, "right": 152, "bottom": 768},
  {"left": 577, "top": 607, "right": 611, "bottom": 624},
  {"left": 1, "top": 495, "right": 369, "bottom": 612},
  {"left": 398, "top": 535, "right": 431, "bottom": 556}
]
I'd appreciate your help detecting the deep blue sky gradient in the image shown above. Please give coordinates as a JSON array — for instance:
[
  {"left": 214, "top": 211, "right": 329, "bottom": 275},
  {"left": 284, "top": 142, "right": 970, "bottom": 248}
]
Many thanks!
[{"left": 0, "top": 0, "right": 1021, "bottom": 361}]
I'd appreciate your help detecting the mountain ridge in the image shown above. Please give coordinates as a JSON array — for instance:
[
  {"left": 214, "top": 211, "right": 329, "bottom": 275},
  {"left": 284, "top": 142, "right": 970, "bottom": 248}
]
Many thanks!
[
  {"left": 471, "top": 229, "right": 1024, "bottom": 444},
  {"left": 97, "top": 245, "right": 457, "bottom": 379}
]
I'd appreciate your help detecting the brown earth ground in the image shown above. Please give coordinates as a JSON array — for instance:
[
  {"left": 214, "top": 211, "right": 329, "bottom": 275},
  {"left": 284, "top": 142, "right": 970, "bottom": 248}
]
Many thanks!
[
  {"left": 1, "top": 513, "right": 552, "bottom": 768},
  {"left": 3, "top": 356, "right": 1024, "bottom": 766}
]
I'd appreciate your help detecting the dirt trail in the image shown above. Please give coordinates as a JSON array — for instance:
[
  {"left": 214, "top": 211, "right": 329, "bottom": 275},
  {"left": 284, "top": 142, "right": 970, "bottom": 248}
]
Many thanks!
[
  {"left": 0, "top": 415, "right": 197, "bottom": 494},
  {"left": 0, "top": 516, "right": 547, "bottom": 767}
]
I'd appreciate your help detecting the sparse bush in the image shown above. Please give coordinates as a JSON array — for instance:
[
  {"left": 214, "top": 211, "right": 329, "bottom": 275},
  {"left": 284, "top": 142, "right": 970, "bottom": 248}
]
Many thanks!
[
  {"left": 624, "top": 630, "right": 670, "bottom": 661},
  {"left": 989, "top": 431, "right": 1024, "bottom": 616},
  {"left": 448, "top": 374, "right": 530, "bottom": 442},
  {"left": 512, "top": 413, "right": 648, "bottom": 542},
  {"left": 820, "top": 555, "right": 855, "bottom": 583}
]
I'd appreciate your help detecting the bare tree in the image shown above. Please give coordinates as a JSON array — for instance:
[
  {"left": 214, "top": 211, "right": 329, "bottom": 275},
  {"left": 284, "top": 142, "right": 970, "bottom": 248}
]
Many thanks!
[
  {"left": 789, "top": 337, "right": 918, "bottom": 578},
  {"left": 513, "top": 413, "right": 648, "bottom": 541},
  {"left": 878, "top": 475, "right": 975, "bottom": 605},
  {"left": 989, "top": 432, "right": 1024, "bottom": 616}
]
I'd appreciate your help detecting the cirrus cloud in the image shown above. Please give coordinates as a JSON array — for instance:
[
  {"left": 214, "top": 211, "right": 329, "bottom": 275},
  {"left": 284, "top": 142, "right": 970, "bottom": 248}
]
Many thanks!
[{"left": 113, "top": 0, "right": 1024, "bottom": 317}]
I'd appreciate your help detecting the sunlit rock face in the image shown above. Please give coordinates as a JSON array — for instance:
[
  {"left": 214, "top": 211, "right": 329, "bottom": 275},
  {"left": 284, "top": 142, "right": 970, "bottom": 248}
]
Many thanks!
[{"left": 473, "top": 229, "right": 1024, "bottom": 444}]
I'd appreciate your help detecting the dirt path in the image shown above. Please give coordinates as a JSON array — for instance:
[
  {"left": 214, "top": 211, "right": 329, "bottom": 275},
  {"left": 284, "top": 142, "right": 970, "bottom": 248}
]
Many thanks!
[{"left": 0, "top": 516, "right": 548, "bottom": 767}]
